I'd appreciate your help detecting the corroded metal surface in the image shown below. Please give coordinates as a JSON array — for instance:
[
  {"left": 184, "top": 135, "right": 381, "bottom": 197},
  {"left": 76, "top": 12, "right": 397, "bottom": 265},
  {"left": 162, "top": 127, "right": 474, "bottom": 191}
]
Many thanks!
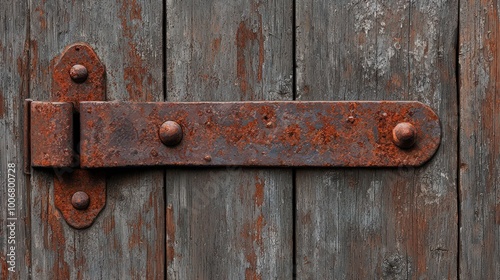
[
  {"left": 30, "top": 101, "right": 74, "bottom": 167},
  {"left": 79, "top": 101, "right": 441, "bottom": 168},
  {"left": 50, "top": 42, "right": 106, "bottom": 229},
  {"left": 54, "top": 169, "right": 106, "bottom": 229}
]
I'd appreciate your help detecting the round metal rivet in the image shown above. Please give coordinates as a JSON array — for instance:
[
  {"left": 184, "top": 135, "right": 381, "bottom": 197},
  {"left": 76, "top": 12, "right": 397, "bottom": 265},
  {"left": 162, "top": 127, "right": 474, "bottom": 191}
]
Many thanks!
[
  {"left": 71, "top": 191, "right": 90, "bottom": 210},
  {"left": 392, "top": 122, "right": 417, "bottom": 149},
  {"left": 159, "top": 121, "right": 183, "bottom": 146},
  {"left": 69, "top": 64, "right": 88, "bottom": 83}
]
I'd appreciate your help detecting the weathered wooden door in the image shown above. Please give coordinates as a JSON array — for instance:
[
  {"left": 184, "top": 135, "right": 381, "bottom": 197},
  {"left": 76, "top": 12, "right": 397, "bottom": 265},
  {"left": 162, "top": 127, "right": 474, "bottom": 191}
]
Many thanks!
[{"left": 1, "top": 0, "right": 499, "bottom": 279}]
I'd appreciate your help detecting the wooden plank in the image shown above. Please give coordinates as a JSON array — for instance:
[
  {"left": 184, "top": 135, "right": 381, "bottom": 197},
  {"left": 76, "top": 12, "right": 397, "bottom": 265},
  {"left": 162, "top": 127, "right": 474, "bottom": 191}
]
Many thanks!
[
  {"left": 0, "top": 0, "right": 31, "bottom": 279},
  {"left": 166, "top": 0, "right": 294, "bottom": 278},
  {"left": 29, "top": 0, "right": 164, "bottom": 278},
  {"left": 295, "top": 0, "right": 458, "bottom": 278},
  {"left": 459, "top": 0, "right": 500, "bottom": 278}
]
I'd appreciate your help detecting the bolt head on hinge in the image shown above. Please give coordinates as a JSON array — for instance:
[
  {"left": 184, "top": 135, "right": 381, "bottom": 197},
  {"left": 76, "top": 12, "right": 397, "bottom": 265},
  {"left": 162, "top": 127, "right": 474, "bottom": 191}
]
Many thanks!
[
  {"left": 71, "top": 191, "right": 90, "bottom": 210},
  {"left": 69, "top": 64, "right": 88, "bottom": 83},
  {"left": 52, "top": 43, "right": 105, "bottom": 110},
  {"left": 392, "top": 122, "right": 417, "bottom": 149},
  {"left": 159, "top": 121, "right": 183, "bottom": 146}
]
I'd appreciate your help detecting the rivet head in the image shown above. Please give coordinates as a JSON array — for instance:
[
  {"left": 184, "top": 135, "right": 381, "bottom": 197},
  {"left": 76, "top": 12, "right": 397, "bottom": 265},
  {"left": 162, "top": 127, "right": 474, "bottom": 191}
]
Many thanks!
[
  {"left": 392, "top": 122, "right": 417, "bottom": 149},
  {"left": 71, "top": 191, "right": 90, "bottom": 210},
  {"left": 159, "top": 121, "right": 183, "bottom": 146},
  {"left": 69, "top": 64, "right": 88, "bottom": 83}
]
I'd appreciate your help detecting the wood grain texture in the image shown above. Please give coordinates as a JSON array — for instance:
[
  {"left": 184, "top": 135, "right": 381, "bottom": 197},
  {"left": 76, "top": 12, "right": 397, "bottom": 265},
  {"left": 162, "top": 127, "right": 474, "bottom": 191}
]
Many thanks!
[
  {"left": 0, "top": 0, "right": 31, "bottom": 279},
  {"left": 166, "top": 0, "right": 294, "bottom": 278},
  {"left": 295, "top": 0, "right": 458, "bottom": 278},
  {"left": 459, "top": 0, "right": 500, "bottom": 278},
  {"left": 29, "top": 0, "right": 164, "bottom": 278}
]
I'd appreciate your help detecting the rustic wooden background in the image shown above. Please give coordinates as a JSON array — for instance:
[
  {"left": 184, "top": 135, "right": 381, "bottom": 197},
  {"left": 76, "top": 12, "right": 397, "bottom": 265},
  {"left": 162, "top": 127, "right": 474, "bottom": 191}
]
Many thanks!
[{"left": 0, "top": 0, "right": 497, "bottom": 279}]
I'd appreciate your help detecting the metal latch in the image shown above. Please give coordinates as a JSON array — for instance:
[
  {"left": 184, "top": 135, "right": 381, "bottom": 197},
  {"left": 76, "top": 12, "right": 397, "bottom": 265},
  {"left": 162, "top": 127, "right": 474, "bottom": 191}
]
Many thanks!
[{"left": 24, "top": 43, "right": 441, "bottom": 229}]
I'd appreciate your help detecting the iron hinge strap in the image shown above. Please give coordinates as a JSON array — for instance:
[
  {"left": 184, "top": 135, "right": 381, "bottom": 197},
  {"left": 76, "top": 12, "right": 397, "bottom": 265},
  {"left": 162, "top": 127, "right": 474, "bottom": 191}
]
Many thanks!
[
  {"left": 24, "top": 42, "right": 442, "bottom": 230},
  {"left": 25, "top": 100, "right": 441, "bottom": 170}
]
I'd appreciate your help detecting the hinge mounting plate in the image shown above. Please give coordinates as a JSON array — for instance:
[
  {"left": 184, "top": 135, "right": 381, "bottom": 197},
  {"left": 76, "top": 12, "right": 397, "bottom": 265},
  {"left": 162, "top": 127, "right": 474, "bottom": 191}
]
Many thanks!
[{"left": 24, "top": 43, "right": 442, "bottom": 229}]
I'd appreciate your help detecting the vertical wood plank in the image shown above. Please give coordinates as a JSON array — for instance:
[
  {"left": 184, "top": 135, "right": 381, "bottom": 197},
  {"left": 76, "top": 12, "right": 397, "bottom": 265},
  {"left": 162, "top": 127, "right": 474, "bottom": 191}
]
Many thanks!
[
  {"left": 0, "top": 0, "right": 31, "bottom": 279},
  {"left": 29, "top": 0, "right": 164, "bottom": 278},
  {"left": 166, "top": 0, "right": 294, "bottom": 278},
  {"left": 459, "top": 0, "right": 500, "bottom": 278},
  {"left": 295, "top": 0, "right": 458, "bottom": 278}
]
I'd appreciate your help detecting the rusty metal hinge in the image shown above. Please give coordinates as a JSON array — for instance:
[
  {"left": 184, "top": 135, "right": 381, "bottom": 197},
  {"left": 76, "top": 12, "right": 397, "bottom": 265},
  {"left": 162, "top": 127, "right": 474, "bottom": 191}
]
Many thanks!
[{"left": 24, "top": 43, "right": 441, "bottom": 229}]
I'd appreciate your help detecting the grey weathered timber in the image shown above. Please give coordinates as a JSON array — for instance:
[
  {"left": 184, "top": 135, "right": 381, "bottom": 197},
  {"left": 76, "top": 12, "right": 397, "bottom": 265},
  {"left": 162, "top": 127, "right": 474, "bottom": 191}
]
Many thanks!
[
  {"left": 459, "top": 0, "right": 500, "bottom": 278},
  {"left": 295, "top": 0, "right": 458, "bottom": 278},
  {"left": 29, "top": 0, "right": 164, "bottom": 278},
  {"left": 0, "top": 0, "right": 31, "bottom": 279},
  {"left": 166, "top": 0, "right": 294, "bottom": 278}
]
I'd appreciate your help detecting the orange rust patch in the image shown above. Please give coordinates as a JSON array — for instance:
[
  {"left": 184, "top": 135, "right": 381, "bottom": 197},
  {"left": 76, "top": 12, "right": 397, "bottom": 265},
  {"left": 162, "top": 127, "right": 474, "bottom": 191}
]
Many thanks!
[
  {"left": 236, "top": 18, "right": 264, "bottom": 96},
  {"left": 280, "top": 124, "right": 301, "bottom": 146},
  {"left": 166, "top": 204, "right": 176, "bottom": 266},
  {"left": 254, "top": 177, "right": 264, "bottom": 207},
  {"left": 118, "top": 0, "right": 150, "bottom": 101}
]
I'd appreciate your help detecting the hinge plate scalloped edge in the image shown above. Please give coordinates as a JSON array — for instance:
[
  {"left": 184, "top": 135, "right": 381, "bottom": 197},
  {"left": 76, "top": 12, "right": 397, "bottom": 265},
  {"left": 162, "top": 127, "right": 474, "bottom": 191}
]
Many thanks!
[{"left": 51, "top": 43, "right": 106, "bottom": 229}]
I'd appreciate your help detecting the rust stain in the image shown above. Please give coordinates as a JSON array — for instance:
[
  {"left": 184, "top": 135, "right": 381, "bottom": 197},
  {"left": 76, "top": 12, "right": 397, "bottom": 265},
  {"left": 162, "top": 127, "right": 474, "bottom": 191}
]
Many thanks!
[
  {"left": 240, "top": 177, "right": 267, "bottom": 280},
  {"left": 236, "top": 17, "right": 264, "bottom": 96},
  {"left": 244, "top": 246, "right": 259, "bottom": 280},
  {"left": 30, "top": 40, "right": 38, "bottom": 81},
  {"left": 1, "top": 253, "right": 8, "bottom": 279},
  {"left": 46, "top": 189, "right": 70, "bottom": 279},
  {"left": 254, "top": 177, "right": 264, "bottom": 207},
  {"left": 241, "top": 214, "right": 265, "bottom": 280},
  {"left": 0, "top": 90, "right": 4, "bottom": 118},
  {"left": 255, "top": 214, "right": 265, "bottom": 249},
  {"left": 118, "top": 0, "right": 151, "bottom": 101},
  {"left": 104, "top": 216, "right": 115, "bottom": 235},
  {"left": 212, "top": 37, "right": 221, "bottom": 53},
  {"left": 166, "top": 203, "right": 176, "bottom": 266},
  {"left": 386, "top": 73, "right": 403, "bottom": 92},
  {"left": 416, "top": 218, "right": 428, "bottom": 275},
  {"left": 74, "top": 253, "right": 87, "bottom": 277},
  {"left": 496, "top": 203, "right": 500, "bottom": 225},
  {"left": 128, "top": 215, "right": 143, "bottom": 248},
  {"left": 34, "top": 6, "right": 47, "bottom": 30}
]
